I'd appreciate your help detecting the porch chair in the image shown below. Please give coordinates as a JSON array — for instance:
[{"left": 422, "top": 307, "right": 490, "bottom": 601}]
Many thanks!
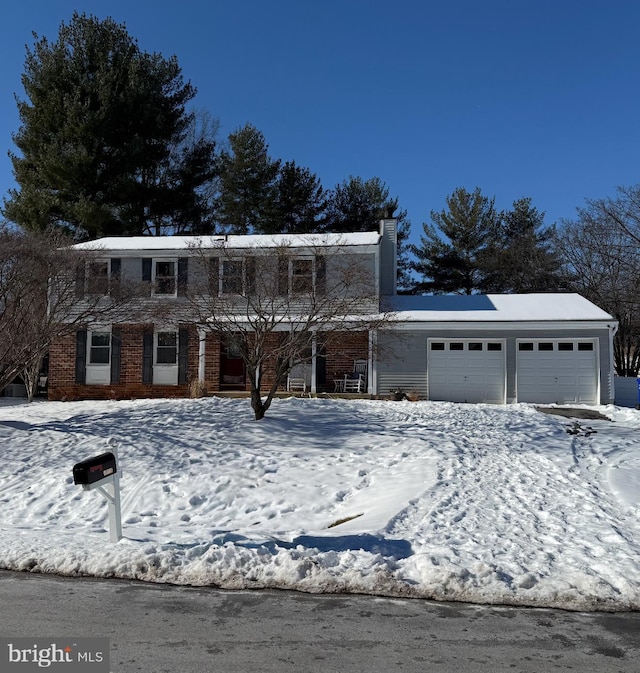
[
  {"left": 287, "top": 362, "right": 311, "bottom": 393},
  {"left": 287, "top": 376, "right": 307, "bottom": 393},
  {"left": 343, "top": 360, "right": 368, "bottom": 393}
]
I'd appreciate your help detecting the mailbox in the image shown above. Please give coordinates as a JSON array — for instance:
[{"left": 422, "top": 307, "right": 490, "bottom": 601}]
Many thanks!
[{"left": 73, "top": 452, "right": 117, "bottom": 486}]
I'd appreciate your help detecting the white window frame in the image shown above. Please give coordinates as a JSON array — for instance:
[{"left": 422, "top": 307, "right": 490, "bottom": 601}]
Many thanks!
[
  {"left": 152, "top": 259, "right": 178, "bottom": 297},
  {"left": 287, "top": 257, "right": 316, "bottom": 296},
  {"left": 220, "top": 258, "right": 245, "bottom": 296},
  {"left": 85, "top": 259, "right": 111, "bottom": 296},
  {"left": 153, "top": 329, "right": 179, "bottom": 385},
  {"left": 86, "top": 328, "right": 111, "bottom": 385}
]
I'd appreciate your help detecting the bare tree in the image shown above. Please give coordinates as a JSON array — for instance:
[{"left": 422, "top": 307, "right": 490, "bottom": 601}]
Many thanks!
[
  {"left": 557, "top": 198, "right": 640, "bottom": 375},
  {"left": 0, "top": 225, "right": 137, "bottom": 400},
  {"left": 185, "top": 237, "right": 395, "bottom": 419}
]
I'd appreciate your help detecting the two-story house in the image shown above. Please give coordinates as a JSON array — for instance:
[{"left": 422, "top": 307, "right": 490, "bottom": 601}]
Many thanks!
[
  {"left": 48, "top": 227, "right": 387, "bottom": 400},
  {"left": 48, "top": 218, "right": 618, "bottom": 405}
]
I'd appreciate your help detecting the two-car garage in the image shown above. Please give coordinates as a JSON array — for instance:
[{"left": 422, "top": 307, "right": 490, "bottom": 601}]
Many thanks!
[
  {"left": 426, "top": 337, "right": 600, "bottom": 405},
  {"left": 381, "top": 293, "right": 615, "bottom": 406}
]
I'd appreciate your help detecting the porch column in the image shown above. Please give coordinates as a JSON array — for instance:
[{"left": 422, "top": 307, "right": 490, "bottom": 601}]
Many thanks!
[
  {"left": 311, "top": 334, "right": 317, "bottom": 394},
  {"left": 198, "top": 329, "right": 206, "bottom": 384},
  {"left": 368, "top": 330, "right": 376, "bottom": 395}
]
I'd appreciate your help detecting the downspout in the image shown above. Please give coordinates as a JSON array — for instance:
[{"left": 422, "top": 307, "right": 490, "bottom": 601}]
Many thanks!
[{"left": 609, "top": 322, "right": 618, "bottom": 404}]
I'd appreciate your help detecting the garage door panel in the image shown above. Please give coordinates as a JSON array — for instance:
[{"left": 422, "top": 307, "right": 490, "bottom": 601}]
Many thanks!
[
  {"left": 428, "top": 340, "right": 505, "bottom": 404},
  {"left": 516, "top": 340, "right": 597, "bottom": 404}
]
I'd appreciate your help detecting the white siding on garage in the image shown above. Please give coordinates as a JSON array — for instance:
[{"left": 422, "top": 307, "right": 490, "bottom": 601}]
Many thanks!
[
  {"left": 516, "top": 339, "right": 598, "bottom": 404},
  {"left": 428, "top": 339, "right": 506, "bottom": 404}
]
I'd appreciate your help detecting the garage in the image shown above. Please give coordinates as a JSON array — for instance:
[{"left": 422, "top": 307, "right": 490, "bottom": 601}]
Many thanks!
[
  {"left": 516, "top": 339, "right": 598, "bottom": 404},
  {"left": 428, "top": 339, "right": 506, "bottom": 404}
]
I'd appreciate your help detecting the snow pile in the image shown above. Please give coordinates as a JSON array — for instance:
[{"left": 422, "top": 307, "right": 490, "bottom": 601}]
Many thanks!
[{"left": 0, "top": 397, "right": 639, "bottom": 611}]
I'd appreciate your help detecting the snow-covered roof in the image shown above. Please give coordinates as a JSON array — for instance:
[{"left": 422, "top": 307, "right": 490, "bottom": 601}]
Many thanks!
[
  {"left": 386, "top": 293, "right": 614, "bottom": 322},
  {"left": 72, "top": 231, "right": 380, "bottom": 251}
]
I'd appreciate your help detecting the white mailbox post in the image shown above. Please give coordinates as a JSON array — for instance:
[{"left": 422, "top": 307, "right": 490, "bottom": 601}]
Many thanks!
[{"left": 72, "top": 439, "right": 122, "bottom": 543}]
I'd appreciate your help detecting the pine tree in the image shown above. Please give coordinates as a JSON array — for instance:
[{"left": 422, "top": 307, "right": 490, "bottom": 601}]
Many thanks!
[
  {"left": 481, "top": 197, "right": 564, "bottom": 292},
  {"left": 267, "top": 161, "right": 328, "bottom": 234},
  {"left": 411, "top": 187, "right": 498, "bottom": 295},
  {"left": 3, "top": 12, "right": 199, "bottom": 239},
  {"left": 216, "top": 123, "right": 280, "bottom": 234}
]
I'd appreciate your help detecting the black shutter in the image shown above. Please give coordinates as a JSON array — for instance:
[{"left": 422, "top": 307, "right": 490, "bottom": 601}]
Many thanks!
[
  {"left": 75, "top": 263, "right": 85, "bottom": 298},
  {"left": 142, "top": 258, "right": 152, "bottom": 282},
  {"left": 316, "top": 256, "right": 326, "bottom": 295},
  {"left": 110, "top": 327, "right": 122, "bottom": 384},
  {"left": 209, "top": 257, "right": 219, "bottom": 295},
  {"left": 110, "top": 258, "right": 121, "bottom": 280},
  {"left": 142, "top": 330, "right": 154, "bottom": 384},
  {"left": 178, "top": 327, "right": 189, "bottom": 384},
  {"left": 316, "top": 344, "right": 327, "bottom": 387},
  {"left": 177, "top": 257, "right": 188, "bottom": 296},
  {"left": 245, "top": 256, "right": 256, "bottom": 295},
  {"left": 75, "top": 330, "right": 87, "bottom": 384},
  {"left": 277, "top": 257, "right": 289, "bottom": 295}
]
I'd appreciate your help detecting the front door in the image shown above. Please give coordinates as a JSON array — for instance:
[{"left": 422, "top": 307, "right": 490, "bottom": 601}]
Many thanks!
[{"left": 220, "top": 340, "right": 245, "bottom": 389}]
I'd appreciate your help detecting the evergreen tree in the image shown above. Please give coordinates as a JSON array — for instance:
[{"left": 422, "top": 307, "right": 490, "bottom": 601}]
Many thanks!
[
  {"left": 411, "top": 187, "right": 498, "bottom": 295},
  {"left": 146, "top": 111, "right": 219, "bottom": 235},
  {"left": 324, "top": 176, "right": 389, "bottom": 233},
  {"left": 216, "top": 123, "right": 280, "bottom": 234},
  {"left": 481, "top": 198, "right": 564, "bottom": 292},
  {"left": 267, "top": 161, "right": 328, "bottom": 234},
  {"left": 325, "top": 176, "right": 412, "bottom": 289},
  {"left": 3, "top": 12, "right": 199, "bottom": 239}
]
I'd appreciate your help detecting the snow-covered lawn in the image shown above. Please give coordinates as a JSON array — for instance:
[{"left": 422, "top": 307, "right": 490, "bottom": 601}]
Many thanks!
[{"left": 1, "top": 396, "right": 639, "bottom": 611}]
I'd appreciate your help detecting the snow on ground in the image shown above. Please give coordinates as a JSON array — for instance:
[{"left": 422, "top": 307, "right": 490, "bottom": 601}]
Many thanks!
[{"left": 0, "top": 396, "right": 639, "bottom": 611}]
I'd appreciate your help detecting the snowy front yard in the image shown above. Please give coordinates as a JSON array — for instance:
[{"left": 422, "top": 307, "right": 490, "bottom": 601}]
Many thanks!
[{"left": 0, "top": 396, "right": 639, "bottom": 611}]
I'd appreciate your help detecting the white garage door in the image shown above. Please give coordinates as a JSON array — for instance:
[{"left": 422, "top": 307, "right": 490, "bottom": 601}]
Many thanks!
[
  {"left": 516, "top": 339, "right": 598, "bottom": 404},
  {"left": 428, "top": 339, "right": 506, "bottom": 404}
]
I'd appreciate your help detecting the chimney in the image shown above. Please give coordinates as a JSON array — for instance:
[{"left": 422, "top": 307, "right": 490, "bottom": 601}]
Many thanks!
[{"left": 379, "top": 217, "right": 397, "bottom": 296}]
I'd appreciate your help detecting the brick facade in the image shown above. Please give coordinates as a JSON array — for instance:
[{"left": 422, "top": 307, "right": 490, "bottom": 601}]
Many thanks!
[{"left": 48, "top": 324, "right": 370, "bottom": 401}]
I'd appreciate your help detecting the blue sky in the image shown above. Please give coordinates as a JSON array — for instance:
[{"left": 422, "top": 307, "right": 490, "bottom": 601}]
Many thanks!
[{"left": 1, "top": 0, "right": 638, "bottom": 247}]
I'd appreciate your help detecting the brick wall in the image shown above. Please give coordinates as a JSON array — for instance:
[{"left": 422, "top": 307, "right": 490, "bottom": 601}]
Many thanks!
[
  {"left": 48, "top": 325, "right": 370, "bottom": 400},
  {"left": 324, "top": 331, "right": 369, "bottom": 383}
]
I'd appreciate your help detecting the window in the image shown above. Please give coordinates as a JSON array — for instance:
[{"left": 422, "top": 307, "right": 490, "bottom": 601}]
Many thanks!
[
  {"left": 519, "top": 343, "right": 534, "bottom": 351},
  {"left": 578, "top": 342, "right": 594, "bottom": 351},
  {"left": 89, "top": 332, "right": 110, "bottom": 364},
  {"left": 430, "top": 342, "right": 445, "bottom": 351},
  {"left": 538, "top": 343, "right": 554, "bottom": 351},
  {"left": 487, "top": 343, "right": 502, "bottom": 351},
  {"left": 278, "top": 257, "right": 322, "bottom": 296},
  {"left": 156, "top": 332, "right": 177, "bottom": 364},
  {"left": 449, "top": 343, "right": 464, "bottom": 351},
  {"left": 87, "top": 262, "right": 109, "bottom": 295},
  {"left": 153, "top": 261, "right": 176, "bottom": 295},
  {"left": 291, "top": 259, "right": 314, "bottom": 294},
  {"left": 222, "top": 260, "right": 244, "bottom": 295},
  {"left": 558, "top": 342, "right": 574, "bottom": 351},
  {"left": 468, "top": 343, "right": 483, "bottom": 351}
]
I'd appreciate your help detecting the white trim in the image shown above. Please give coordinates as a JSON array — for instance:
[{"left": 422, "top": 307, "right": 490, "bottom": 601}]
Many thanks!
[
  {"left": 220, "top": 258, "right": 245, "bottom": 296},
  {"left": 151, "top": 258, "right": 178, "bottom": 297},
  {"left": 86, "top": 328, "right": 111, "bottom": 385},
  {"left": 85, "top": 259, "right": 111, "bottom": 296},
  {"left": 153, "top": 329, "right": 179, "bottom": 385},
  {"left": 198, "top": 329, "right": 206, "bottom": 383},
  {"left": 391, "top": 320, "right": 614, "bottom": 332}
]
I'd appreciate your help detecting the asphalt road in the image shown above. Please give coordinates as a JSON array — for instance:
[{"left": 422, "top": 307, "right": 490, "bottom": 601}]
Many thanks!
[{"left": 1, "top": 570, "right": 639, "bottom": 673}]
